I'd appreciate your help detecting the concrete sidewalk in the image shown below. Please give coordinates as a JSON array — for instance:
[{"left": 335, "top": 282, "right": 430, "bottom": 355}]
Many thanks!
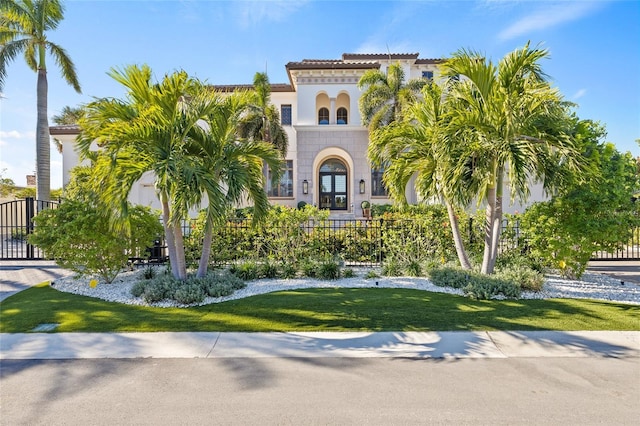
[{"left": 1, "top": 331, "right": 639, "bottom": 360}]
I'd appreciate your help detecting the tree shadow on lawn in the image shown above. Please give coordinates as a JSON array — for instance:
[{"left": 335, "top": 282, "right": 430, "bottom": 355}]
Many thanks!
[{"left": 1, "top": 287, "right": 638, "bottom": 334}]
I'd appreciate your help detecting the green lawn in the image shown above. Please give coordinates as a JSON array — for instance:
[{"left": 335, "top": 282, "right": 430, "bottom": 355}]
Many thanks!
[{"left": 1, "top": 283, "right": 638, "bottom": 333}]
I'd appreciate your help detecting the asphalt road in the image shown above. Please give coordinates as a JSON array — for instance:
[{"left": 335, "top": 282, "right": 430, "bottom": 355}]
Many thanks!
[{"left": 1, "top": 357, "right": 638, "bottom": 425}]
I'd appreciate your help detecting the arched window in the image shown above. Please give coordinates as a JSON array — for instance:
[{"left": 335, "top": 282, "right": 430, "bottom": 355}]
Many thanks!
[
  {"left": 318, "top": 107, "right": 329, "bottom": 125},
  {"left": 337, "top": 107, "right": 348, "bottom": 125}
]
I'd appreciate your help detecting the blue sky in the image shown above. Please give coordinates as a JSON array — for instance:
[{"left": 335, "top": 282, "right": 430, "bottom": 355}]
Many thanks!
[{"left": 1, "top": 0, "right": 639, "bottom": 187}]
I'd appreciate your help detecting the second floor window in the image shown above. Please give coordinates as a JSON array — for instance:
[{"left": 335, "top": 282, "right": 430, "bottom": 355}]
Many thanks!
[
  {"left": 337, "top": 107, "right": 348, "bottom": 124},
  {"left": 422, "top": 70, "right": 434, "bottom": 80},
  {"left": 318, "top": 107, "right": 329, "bottom": 125},
  {"left": 281, "top": 104, "right": 292, "bottom": 125}
]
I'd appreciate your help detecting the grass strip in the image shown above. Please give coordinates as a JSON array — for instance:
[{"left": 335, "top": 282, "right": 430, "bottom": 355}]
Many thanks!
[{"left": 1, "top": 283, "right": 638, "bottom": 333}]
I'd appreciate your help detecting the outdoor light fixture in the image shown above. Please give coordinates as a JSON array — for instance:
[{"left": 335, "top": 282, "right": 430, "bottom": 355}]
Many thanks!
[
  {"left": 359, "top": 179, "right": 365, "bottom": 194},
  {"left": 302, "top": 179, "right": 309, "bottom": 194}
]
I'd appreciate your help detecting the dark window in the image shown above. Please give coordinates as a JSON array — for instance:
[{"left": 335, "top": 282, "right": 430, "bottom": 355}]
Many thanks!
[
  {"left": 281, "top": 104, "right": 292, "bottom": 125},
  {"left": 318, "top": 107, "right": 329, "bottom": 125},
  {"left": 371, "top": 166, "right": 388, "bottom": 196},
  {"left": 337, "top": 107, "right": 348, "bottom": 124},
  {"left": 267, "top": 160, "right": 293, "bottom": 197},
  {"left": 422, "top": 70, "right": 434, "bottom": 80}
]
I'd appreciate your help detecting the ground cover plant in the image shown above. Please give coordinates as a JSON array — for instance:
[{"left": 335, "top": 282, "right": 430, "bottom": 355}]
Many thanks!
[{"left": 1, "top": 283, "right": 637, "bottom": 333}]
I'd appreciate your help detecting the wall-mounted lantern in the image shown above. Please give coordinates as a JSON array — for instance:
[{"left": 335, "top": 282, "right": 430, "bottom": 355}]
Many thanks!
[
  {"left": 302, "top": 179, "right": 309, "bottom": 194},
  {"left": 359, "top": 179, "right": 366, "bottom": 194}
]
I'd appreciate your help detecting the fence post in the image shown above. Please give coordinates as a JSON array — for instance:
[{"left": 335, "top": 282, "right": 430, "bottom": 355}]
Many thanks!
[{"left": 25, "top": 197, "right": 35, "bottom": 259}]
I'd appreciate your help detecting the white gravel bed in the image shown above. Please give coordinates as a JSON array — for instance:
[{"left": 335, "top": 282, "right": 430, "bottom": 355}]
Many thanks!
[{"left": 49, "top": 267, "right": 640, "bottom": 308}]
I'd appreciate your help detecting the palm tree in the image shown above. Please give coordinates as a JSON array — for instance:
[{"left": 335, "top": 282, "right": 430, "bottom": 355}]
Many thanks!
[
  {"left": 52, "top": 105, "right": 82, "bottom": 124},
  {"left": 0, "top": 0, "right": 81, "bottom": 201},
  {"left": 369, "top": 82, "right": 473, "bottom": 269},
  {"left": 51, "top": 105, "right": 83, "bottom": 152},
  {"left": 237, "top": 71, "right": 288, "bottom": 156},
  {"left": 78, "top": 65, "right": 281, "bottom": 280},
  {"left": 357, "top": 62, "right": 426, "bottom": 131},
  {"left": 188, "top": 93, "right": 282, "bottom": 277},
  {"left": 443, "top": 43, "right": 578, "bottom": 274}
]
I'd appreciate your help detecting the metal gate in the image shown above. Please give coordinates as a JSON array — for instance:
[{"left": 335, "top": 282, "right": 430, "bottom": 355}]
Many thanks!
[{"left": 0, "top": 198, "right": 59, "bottom": 260}]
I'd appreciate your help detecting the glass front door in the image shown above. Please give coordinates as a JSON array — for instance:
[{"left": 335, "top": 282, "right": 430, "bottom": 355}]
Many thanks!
[{"left": 319, "top": 159, "right": 348, "bottom": 210}]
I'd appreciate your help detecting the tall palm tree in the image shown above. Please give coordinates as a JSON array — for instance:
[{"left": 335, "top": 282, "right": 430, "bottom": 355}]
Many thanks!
[
  {"left": 443, "top": 43, "right": 578, "bottom": 274},
  {"left": 237, "top": 71, "right": 288, "bottom": 156},
  {"left": 0, "top": 0, "right": 81, "bottom": 201},
  {"left": 370, "top": 82, "right": 473, "bottom": 269},
  {"left": 78, "top": 65, "right": 281, "bottom": 280},
  {"left": 358, "top": 62, "right": 426, "bottom": 131}
]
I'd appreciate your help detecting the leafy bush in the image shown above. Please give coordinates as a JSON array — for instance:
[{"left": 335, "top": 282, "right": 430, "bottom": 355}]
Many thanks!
[
  {"left": 231, "top": 261, "right": 260, "bottom": 281},
  {"left": 428, "top": 267, "right": 522, "bottom": 300},
  {"left": 317, "top": 260, "right": 340, "bottom": 280},
  {"left": 131, "top": 270, "right": 246, "bottom": 303},
  {"left": 365, "top": 270, "right": 379, "bottom": 279},
  {"left": 495, "top": 264, "right": 545, "bottom": 292},
  {"left": 280, "top": 262, "right": 297, "bottom": 279},
  {"left": 174, "top": 282, "right": 206, "bottom": 305},
  {"left": 463, "top": 276, "right": 521, "bottom": 300},
  {"left": 382, "top": 259, "right": 402, "bottom": 277},
  {"left": 301, "top": 260, "right": 319, "bottom": 278},
  {"left": 404, "top": 260, "right": 423, "bottom": 277},
  {"left": 342, "top": 268, "right": 355, "bottom": 278},
  {"left": 29, "top": 200, "right": 162, "bottom": 283},
  {"left": 259, "top": 261, "right": 279, "bottom": 279}
]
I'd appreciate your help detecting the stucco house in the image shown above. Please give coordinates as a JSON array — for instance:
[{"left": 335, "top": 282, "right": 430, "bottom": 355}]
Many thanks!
[{"left": 51, "top": 53, "right": 545, "bottom": 216}]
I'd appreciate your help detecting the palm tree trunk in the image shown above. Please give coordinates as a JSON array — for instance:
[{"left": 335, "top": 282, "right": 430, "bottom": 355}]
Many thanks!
[
  {"left": 197, "top": 220, "right": 214, "bottom": 278},
  {"left": 480, "top": 185, "right": 496, "bottom": 274},
  {"left": 160, "top": 194, "right": 180, "bottom": 279},
  {"left": 445, "top": 200, "right": 472, "bottom": 270},
  {"left": 487, "top": 170, "right": 504, "bottom": 273},
  {"left": 36, "top": 68, "right": 51, "bottom": 202},
  {"left": 172, "top": 221, "right": 188, "bottom": 280}
]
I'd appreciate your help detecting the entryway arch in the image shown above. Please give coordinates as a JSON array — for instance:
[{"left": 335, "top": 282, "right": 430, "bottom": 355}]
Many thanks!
[
  {"left": 312, "top": 148, "right": 354, "bottom": 211},
  {"left": 319, "top": 158, "right": 348, "bottom": 210}
]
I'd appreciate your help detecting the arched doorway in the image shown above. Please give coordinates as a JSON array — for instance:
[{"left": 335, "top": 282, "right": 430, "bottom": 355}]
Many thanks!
[{"left": 319, "top": 158, "right": 348, "bottom": 210}]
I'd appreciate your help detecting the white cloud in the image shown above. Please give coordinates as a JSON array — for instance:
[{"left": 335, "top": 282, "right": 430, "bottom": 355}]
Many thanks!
[
  {"left": 0, "top": 130, "right": 24, "bottom": 139},
  {"left": 0, "top": 130, "right": 35, "bottom": 147},
  {"left": 233, "top": 0, "right": 310, "bottom": 28},
  {"left": 498, "top": 1, "right": 606, "bottom": 41},
  {"left": 573, "top": 88, "right": 587, "bottom": 100}
]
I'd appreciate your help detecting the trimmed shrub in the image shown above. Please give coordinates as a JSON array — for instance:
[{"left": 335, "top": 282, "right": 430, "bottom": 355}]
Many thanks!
[
  {"left": 428, "top": 267, "right": 522, "bottom": 300},
  {"left": 496, "top": 265, "right": 545, "bottom": 292},
  {"left": 174, "top": 282, "right": 206, "bottom": 305}
]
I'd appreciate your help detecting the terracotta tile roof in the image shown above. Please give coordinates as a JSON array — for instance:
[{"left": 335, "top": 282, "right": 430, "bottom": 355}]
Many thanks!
[
  {"left": 342, "top": 53, "right": 420, "bottom": 60},
  {"left": 212, "top": 83, "right": 294, "bottom": 92},
  {"left": 286, "top": 60, "right": 380, "bottom": 71},
  {"left": 49, "top": 125, "right": 80, "bottom": 135}
]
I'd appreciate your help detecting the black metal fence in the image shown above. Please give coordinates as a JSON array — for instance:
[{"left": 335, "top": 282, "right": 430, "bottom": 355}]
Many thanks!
[
  {"left": 2, "top": 201, "right": 638, "bottom": 263},
  {"left": 0, "top": 198, "right": 59, "bottom": 260}
]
